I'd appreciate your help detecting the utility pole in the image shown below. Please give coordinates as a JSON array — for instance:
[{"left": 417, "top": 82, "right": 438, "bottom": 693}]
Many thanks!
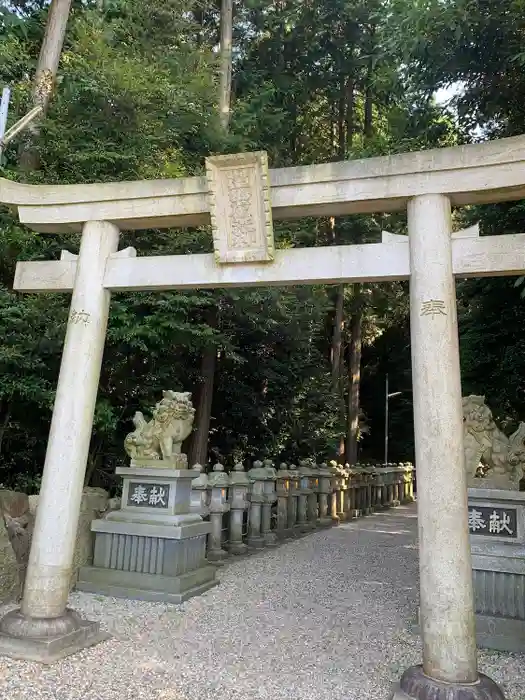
[
  {"left": 0, "top": 87, "right": 11, "bottom": 162},
  {"left": 384, "top": 373, "right": 389, "bottom": 465},
  {"left": 384, "top": 373, "right": 402, "bottom": 465},
  {"left": 0, "top": 85, "right": 47, "bottom": 162}
]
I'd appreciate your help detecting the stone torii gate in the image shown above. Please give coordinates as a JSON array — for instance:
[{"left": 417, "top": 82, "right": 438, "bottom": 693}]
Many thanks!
[{"left": 1, "top": 140, "right": 525, "bottom": 699}]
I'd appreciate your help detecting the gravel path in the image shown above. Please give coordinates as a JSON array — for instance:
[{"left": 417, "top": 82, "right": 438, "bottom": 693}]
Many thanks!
[{"left": 0, "top": 504, "right": 524, "bottom": 700}]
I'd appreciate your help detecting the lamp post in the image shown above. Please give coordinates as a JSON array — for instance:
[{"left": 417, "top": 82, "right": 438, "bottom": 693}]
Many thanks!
[
  {"left": 0, "top": 87, "right": 11, "bottom": 162},
  {"left": 384, "top": 373, "right": 402, "bottom": 465}
]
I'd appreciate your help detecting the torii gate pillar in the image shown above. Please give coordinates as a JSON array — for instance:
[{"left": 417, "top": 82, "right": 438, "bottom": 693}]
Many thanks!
[
  {"left": 392, "top": 195, "right": 504, "bottom": 699},
  {"left": 0, "top": 220, "right": 121, "bottom": 660}
]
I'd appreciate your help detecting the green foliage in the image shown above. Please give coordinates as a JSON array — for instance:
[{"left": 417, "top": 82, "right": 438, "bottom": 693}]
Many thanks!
[{"left": 1, "top": 0, "right": 524, "bottom": 487}]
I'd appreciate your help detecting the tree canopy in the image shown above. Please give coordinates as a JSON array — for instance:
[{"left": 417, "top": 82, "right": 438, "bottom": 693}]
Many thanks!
[{"left": 0, "top": 0, "right": 523, "bottom": 492}]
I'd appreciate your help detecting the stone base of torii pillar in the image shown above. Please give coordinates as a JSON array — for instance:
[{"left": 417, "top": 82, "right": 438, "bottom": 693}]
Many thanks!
[{"left": 0, "top": 608, "right": 106, "bottom": 664}]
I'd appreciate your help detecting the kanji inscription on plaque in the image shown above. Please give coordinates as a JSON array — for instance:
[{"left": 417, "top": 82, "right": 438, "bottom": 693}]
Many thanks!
[
  {"left": 468, "top": 506, "right": 518, "bottom": 538},
  {"left": 127, "top": 482, "right": 170, "bottom": 508},
  {"left": 205, "top": 151, "right": 275, "bottom": 264}
]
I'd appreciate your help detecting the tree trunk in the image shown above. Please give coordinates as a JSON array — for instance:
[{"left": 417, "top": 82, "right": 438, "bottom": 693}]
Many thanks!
[
  {"left": 337, "top": 76, "right": 345, "bottom": 158},
  {"left": 189, "top": 321, "right": 217, "bottom": 467},
  {"left": 19, "top": 0, "right": 72, "bottom": 171},
  {"left": 219, "top": 0, "right": 234, "bottom": 132},
  {"left": 363, "top": 25, "right": 376, "bottom": 140},
  {"left": 190, "top": 0, "right": 234, "bottom": 466},
  {"left": 331, "top": 284, "right": 345, "bottom": 391},
  {"left": 364, "top": 87, "right": 373, "bottom": 140},
  {"left": 0, "top": 401, "right": 11, "bottom": 457},
  {"left": 345, "top": 292, "right": 363, "bottom": 465},
  {"left": 345, "top": 77, "right": 355, "bottom": 152}
]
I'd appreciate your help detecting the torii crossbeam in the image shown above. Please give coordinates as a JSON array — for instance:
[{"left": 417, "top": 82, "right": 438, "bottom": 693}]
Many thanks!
[{"left": 1, "top": 139, "right": 524, "bottom": 700}]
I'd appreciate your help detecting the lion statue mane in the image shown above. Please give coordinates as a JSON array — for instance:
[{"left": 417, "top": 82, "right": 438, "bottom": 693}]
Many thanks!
[{"left": 124, "top": 390, "right": 195, "bottom": 462}]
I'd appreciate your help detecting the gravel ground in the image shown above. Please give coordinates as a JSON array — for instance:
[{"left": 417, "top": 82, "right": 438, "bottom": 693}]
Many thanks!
[{"left": 0, "top": 504, "right": 524, "bottom": 700}]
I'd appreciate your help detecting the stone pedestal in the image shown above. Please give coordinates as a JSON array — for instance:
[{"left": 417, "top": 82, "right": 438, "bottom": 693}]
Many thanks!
[
  {"left": 317, "top": 463, "right": 334, "bottom": 526},
  {"left": 228, "top": 463, "right": 249, "bottom": 555},
  {"left": 276, "top": 464, "right": 291, "bottom": 539},
  {"left": 353, "top": 467, "right": 366, "bottom": 515},
  {"left": 337, "top": 466, "right": 348, "bottom": 521},
  {"left": 401, "top": 464, "right": 415, "bottom": 503},
  {"left": 329, "top": 463, "right": 341, "bottom": 524},
  {"left": 190, "top": 464, "right": 209, "bottom": 516},
  {"left": 297, "top": 463, "right": 314, "bottom": 532},
  {"left": 206, "top": 463, "right": 230, "bottom": 563},
  {"left": 262, "top": 460, "right": 278, "bottom": 546},
  {"left": 468, "top": 487, "right": 525, "bottom": 652},
  {"left": 247, "top": 463, "right": 266, "bottom": 548},
  {"left": 77, "top": 465, "right": 217, "bottom": 604},
  {"left": 361, "top": 467, "right": 375, "bottom": 515},
  {"left": 287, "top": 466, "right": 300, "bottom": 535}
]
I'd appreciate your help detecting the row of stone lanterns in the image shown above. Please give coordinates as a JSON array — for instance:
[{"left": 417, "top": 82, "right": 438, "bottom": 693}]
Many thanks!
[{"left": 190, "top": 460, "right": 415, "bottom": 561}]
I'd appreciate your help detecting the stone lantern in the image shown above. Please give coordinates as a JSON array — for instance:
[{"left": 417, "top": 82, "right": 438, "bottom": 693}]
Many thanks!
[
  {"left": 337, "top": 463, "right": 349, "bottom": 521},
  {"left": 247, "top": 460, "right": 266, "bottom": 548},
  {"left": 276, "top": 463, "right": 292, "bottom": 538},
  {"left": 262, "top": 459, "right": 278, "bottom": 545},
  {"left": 317, "top": 462, "right": 333, "bottom": 527},
  {"left": 298, "top": 460, "right": 315, "bottom": 531},
  {"left": 228, "top": 462, "right": 250, "bottom": 555},
  {"left": 287, "top": 464, "right": 300, "bottom": 534},
  {"left": 190, "top": 464, "right": 209, "bottom": 516},
  {"left": 329, "top": 460, "right": 340, "bottom": 524},
  {"left": 206, "top": 463, "right": 230, "bottom": 563}
]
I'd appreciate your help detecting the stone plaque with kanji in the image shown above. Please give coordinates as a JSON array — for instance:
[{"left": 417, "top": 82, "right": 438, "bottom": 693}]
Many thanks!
[
  {"left": 127, "top": 482, "right": 170, "bottom": 509},
  {"left": 205, "top": 151, "right": 274, "bottom": 264},
  {"left": 468, "top": 506, "right": 518, "bottom": 538}
]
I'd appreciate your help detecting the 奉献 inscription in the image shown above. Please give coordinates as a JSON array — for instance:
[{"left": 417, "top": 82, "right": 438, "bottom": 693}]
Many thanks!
[
  {"left": 468, "top": 506, "right": 518, "bottom": 538},
  {"left": 127, "top": 482, "right": 170, "bottom": 508},
  {"left": 420, "top": 299, "right": 447, "bottom": 317}
]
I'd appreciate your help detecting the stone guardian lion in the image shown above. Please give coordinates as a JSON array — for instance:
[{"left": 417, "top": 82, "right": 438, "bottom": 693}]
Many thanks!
[
  {"left": 463, "top": 394, "right": 525, "bottom": 488},
  {"left": 124, "top": 390, "right": 195, "bottom": 462}
]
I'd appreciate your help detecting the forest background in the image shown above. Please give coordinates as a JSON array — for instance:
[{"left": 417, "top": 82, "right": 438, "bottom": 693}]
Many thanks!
[{"left": 1, "top": 0, "right": 524, "bottom": 494}]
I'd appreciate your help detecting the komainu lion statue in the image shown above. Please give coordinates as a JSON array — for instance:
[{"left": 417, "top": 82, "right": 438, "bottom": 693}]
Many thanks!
[
  {"left": 463, "top": 395, "right": 525, "bottom": 488},
  {"left": 124, "top": 390, "right": 195, "bottom": 462}
]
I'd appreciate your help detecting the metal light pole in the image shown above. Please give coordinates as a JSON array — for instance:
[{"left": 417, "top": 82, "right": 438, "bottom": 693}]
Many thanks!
[
  {"left": 384, "top": 373, "right": 402, "bottom": 465},
  {"left": 0, "top": 87, "right": 11, "bottom": 162},
  {"left": 0, "top": 85, "right": 43, "bottom": 162}
]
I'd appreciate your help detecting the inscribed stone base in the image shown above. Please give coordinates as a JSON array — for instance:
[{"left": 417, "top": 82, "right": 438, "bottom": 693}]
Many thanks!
[
  {"left": 468, "top": 488, "right": 525, "bottom": 652},
  {"left": 112, "top": 467, "right": 199, "bottom": 525},
  {"left": 390, "top": 666, "right": 505, "bottom": 700},
  {"left": 0, "top": 607, "right": 108, "bottom": 663}
]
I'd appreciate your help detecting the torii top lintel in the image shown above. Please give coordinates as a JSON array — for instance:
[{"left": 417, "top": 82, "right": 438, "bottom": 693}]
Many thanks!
[{"left": 2, "top": 135, "right": 525, "bottom": 234}]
